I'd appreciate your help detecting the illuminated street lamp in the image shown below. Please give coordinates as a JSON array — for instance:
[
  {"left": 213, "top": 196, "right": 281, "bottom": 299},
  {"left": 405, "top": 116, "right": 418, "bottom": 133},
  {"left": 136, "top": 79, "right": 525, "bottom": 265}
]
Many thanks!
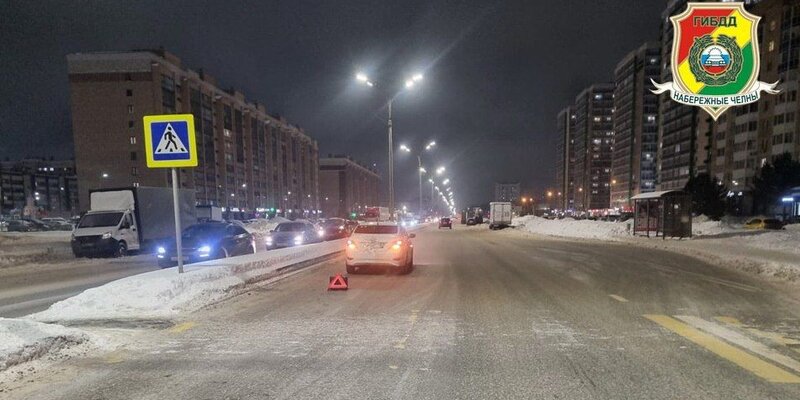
[{"left": 356, "top": 71, "right": 424, "bottom": 220}]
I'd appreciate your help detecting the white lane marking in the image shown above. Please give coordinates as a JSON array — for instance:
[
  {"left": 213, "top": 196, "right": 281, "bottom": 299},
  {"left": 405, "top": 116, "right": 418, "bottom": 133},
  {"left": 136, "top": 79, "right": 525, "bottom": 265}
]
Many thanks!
[
  {"left": 677, "top": 315, "right": 800, "bottom": 374},
  {"left": 609, "top": 294, "right": 629, "bottom": 303}
]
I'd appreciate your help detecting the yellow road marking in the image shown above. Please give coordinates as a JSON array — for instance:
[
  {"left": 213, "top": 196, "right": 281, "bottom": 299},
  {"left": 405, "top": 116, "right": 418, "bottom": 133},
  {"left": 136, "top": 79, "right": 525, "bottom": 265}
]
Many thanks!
[
  {"left": 168, "top": 321, "right": 197, "bottom": 334},
  {"left": 609, "top": 294, "right": 628, "bottom": 303},
  {"left": 104, "top": 352, "right": 126, "bottom": 364},
  {"left": 678, "top": 315, "right": 800, "bottom": 375},
  {"left": 394, "top": 310, "right": 420, "bottom": 349},
  {"left": 644, "top": 314, "right": 800, "bottom": 383},
  {"left": 715, "top": 316, "right": 800, "bottom": 352}
]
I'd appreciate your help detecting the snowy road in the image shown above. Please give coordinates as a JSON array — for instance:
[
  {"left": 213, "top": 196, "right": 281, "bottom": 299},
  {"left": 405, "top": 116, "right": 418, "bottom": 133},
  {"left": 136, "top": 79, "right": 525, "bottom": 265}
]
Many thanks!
[
  {"left": 0, "top": 254, "right": 159, "bottom": 317},
  {"left": 5, "top": 225, "right": 800, "bottom": 399}
]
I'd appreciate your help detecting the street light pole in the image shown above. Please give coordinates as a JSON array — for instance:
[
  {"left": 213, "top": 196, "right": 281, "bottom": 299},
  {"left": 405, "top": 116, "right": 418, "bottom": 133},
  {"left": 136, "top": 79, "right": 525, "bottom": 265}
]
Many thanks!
[
  {"left": 418, "top": 155, "right": 423, "bottom": 217},
  {"left": 387, "top": 99, "right": 395, "bottom": 221}
]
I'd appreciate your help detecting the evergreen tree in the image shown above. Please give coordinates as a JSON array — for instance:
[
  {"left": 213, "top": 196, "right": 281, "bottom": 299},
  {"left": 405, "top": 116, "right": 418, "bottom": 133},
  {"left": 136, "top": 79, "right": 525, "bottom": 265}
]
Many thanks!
[
  {"left": 753, "top": 153, "right": 800, "bottom": 215},
  {"left": 684, "top": 173, "right": 728, "bottom": 220}
]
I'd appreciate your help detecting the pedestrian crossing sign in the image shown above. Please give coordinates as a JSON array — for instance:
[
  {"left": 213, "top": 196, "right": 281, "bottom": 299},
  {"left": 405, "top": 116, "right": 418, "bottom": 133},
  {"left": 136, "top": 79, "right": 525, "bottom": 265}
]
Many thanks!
[{"left": 143, "top": 114, "right": 198, "bottom": 168}]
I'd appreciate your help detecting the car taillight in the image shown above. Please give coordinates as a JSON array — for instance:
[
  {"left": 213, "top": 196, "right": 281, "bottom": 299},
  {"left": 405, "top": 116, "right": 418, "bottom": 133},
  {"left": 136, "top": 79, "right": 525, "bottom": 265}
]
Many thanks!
[
  {"left": 347, "top": 240, "right": 356, "bottom": 249},
  {"left": 391, "top": 240, "right": 403, "bottom": 250}
]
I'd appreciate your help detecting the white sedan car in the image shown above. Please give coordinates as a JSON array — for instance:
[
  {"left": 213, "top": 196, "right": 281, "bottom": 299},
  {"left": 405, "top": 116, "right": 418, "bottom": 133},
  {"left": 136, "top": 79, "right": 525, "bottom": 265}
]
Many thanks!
[{"left": 345, "top": 223, "right": 415, "bottom": 274}]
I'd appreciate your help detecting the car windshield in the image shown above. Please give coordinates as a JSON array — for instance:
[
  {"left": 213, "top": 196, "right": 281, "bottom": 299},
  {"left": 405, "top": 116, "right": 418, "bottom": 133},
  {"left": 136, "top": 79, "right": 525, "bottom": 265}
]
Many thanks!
[
  {"left": 275, "top": 222, "right": 307, "bottom": 232},
  {"left": 354, "top": 225, "right": 399, "bottom": 234},
  {"left": 78, "top": 212, "right": 123, "bottom": 228},
  {"left": 181, "top": 224, "right": 227, "bottom": 240}
]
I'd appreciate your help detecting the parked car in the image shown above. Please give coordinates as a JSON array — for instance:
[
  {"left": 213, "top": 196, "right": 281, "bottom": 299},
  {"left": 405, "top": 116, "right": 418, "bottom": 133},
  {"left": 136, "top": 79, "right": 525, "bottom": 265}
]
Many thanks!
[
  {"left": 265, "top": 221, "right": 323, "bottom": 249},
  {"left": 4, "top": 219, "right": 33, "bottom": 232},
  {"left": 744, "top": 218, "right": 784, "bottom": 230},
  {"left": 318, "top": 218, "right": 351, "bottom": 240},
  {"left": 439, "top": 217, "right": 452, "bottom": 229},
  {"left": 157, "top": 222, "right": 256, "bottom": 268},
  {"left": 345, "top": 223, "right": 415, "bottom": 274},
  {"left": 41, "top": 217, "right": 74, "bottom": 231},
  {"left": 22, "top": 218, "right": 51, "bottom": 231}
]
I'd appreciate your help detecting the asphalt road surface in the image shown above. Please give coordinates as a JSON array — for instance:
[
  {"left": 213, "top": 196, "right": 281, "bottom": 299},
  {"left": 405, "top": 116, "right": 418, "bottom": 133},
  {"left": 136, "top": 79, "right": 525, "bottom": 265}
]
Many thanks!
[
  {"left": 6, "top": 224, "right": 800, "bottom": 399},
  {"left": 0, "top": 254, "right": 159, "bottom": 318}
]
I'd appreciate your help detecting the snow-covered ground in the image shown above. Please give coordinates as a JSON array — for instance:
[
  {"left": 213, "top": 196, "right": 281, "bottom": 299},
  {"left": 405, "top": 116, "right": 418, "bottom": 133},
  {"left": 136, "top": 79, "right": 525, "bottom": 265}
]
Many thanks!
[
  {"left": 511, "top": 215, "right": 800, "bottom": 282},
  {"left": 0, "top": 231, "right": 73, "bottom": 268},
  {"left": 29, "top": 239, "right": 346, "bottom": 322},
  {"left": 0, "top": 318, "right": 89, "bottom": 371}
]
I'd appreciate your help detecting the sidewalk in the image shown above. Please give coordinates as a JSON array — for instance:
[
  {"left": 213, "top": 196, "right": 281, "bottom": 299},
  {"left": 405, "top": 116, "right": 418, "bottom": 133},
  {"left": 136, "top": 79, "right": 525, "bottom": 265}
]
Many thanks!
[{"left": 510, "top": 215, "right": 800, "bottom": 283}]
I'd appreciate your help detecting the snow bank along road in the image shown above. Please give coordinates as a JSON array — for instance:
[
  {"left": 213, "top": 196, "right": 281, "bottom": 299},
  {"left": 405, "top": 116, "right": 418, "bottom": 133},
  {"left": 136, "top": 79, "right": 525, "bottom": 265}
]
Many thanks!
[{"left": 4, "top": 225, "right": 800, "bottom": 399}]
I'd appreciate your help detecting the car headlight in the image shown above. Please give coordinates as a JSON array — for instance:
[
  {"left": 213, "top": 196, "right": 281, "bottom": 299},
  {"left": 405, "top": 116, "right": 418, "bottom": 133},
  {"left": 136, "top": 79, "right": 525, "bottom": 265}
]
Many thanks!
[
  {"left": 265, "top": 236, "right": 273, "bottom": 244},
  {"left": 293, "top": 235, "right": 304, "bottom": 244},
  {"left": 101, "top": 232, "right": 112, "bottom": 239},
  {"left": 157, "top": 246, "right": 166, "bottom": 258},
  {"left": 317, "top": 229, "right": 325, "bottom": 237},
  {"left": 198, "top": 245, "right": 211, "bottom": 256}
]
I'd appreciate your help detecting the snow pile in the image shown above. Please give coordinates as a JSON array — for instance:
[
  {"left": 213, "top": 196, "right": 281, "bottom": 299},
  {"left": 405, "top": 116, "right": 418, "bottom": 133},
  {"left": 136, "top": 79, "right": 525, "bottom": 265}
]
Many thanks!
[
  {"left": 690, "top": 215, "right": 743, "bottom": 236},
  {"left": 29, "top": 239, "right": 346, "bottom": 322},
  {"left": 513, "top": 216, "right": 631, "bottom": 241},
  {"left": 244, "top": 217, "right": 291, "bottom": 236},
  {"left": 0, "top": 318, "right": 88, "bottom": 371}
]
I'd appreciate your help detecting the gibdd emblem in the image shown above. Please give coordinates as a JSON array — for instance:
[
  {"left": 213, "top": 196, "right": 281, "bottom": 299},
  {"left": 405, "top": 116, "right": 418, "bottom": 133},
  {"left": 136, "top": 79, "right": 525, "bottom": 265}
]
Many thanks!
[{"left": 652, "top": 2, "right": 779, "bottom": 120}]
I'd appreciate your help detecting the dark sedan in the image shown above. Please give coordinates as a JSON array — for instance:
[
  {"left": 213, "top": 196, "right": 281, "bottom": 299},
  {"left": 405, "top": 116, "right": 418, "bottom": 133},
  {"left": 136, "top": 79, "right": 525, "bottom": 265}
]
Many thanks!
[
  {"left": 157, "top": 222, "right": 256, "bottom": 268},
  {"left": 265, "top": 221, "right": 323, "bottom": 249},
  {"left": 318, "top": 218, "right": 351, "bottom": 240}
]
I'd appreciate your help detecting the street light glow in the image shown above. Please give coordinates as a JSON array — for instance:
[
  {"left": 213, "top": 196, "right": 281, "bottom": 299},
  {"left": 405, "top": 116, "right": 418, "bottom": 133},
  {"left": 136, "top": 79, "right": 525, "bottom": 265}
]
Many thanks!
[
  {"left": 419, "top": 167, "right": 426, "bottom": 173},
  {"left": 413, "top": 73, "right": 424, "bottom": 82},
  {"left": 356, "top": 73, "right": 368, "bottom": 82},
  {"left": 442, "top": 179, "right": 450, "bottom": 185},
  {"left": 405, "top": 80, "right": 415, "bottom": 88},
  {"left": 399, "top": 144, "right": 411, "bottom": 152},
  {"left": 436, "top": 166, "right": 445, "bottom": 175}
]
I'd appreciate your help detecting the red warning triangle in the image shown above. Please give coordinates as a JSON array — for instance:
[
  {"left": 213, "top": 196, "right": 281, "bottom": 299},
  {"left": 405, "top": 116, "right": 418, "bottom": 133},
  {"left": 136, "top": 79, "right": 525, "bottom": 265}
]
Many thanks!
[{"left": 328, "top": 274, "right": 348, "bottom": 290}]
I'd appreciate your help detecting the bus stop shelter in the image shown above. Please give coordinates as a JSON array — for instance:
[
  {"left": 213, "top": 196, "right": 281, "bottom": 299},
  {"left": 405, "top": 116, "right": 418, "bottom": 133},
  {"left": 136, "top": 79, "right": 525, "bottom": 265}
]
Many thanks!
[{"left": 631, "top": 190, "right": 692, "bottom": 238}]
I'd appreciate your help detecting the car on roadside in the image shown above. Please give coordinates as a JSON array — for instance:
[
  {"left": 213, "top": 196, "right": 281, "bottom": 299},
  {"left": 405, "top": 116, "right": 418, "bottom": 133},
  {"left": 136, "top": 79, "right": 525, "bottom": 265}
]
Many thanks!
[
  {"left": 318, "top": 218, "right": 350, "bottom": 240},
  {"left": 41, "top": 217, "right": 74, "bottom": 231},
  {"left": 4, "top": 219, "right": 33, "bottom": 232},
  {"left": 157, "top": 222, "right": 256, "bottom": 268},
  {"left": 439, "top": 217, "right": 452, "bottom": 229},
  {"left": 265, "top": 220, "right": 323, "bottom": 249},
  {"left": 744, "top": 218, "right": 784, "bottom": 230},
  {"left": 22, "top": 217, "right": 52, "bottom": 231},
  {"left": 345, "top": 223, "right": 414, "bottom": 274}
]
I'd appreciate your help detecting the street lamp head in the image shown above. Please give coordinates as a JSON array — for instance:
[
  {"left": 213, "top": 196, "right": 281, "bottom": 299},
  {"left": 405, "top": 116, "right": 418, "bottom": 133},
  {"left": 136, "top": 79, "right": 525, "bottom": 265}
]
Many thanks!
[
  {"left": 436, "top": 166, "right": 445, "bottom": 175},
  {"left": 412, "top": 73, "right": 423, "bottom": 82},
  {"left": 425, "top": 140, "right": 436, "bottom": 150},
  {"left": 428, "top": 179, "right": 434, "bottom": 183},
  {"left": 399, "top": 144, "right": 411, "bottom": 152},
  {"left": 405, "top": 80, "right": 415, "bottom": 89},
  {"left": 442, "top": 179, "right": 449, "bottom": 185},
  {"left": 356, "top": 73, "right": 368, "bottom": 83},
  {"left": 419, "top": 167, "right": 426, "bottom": 173}
]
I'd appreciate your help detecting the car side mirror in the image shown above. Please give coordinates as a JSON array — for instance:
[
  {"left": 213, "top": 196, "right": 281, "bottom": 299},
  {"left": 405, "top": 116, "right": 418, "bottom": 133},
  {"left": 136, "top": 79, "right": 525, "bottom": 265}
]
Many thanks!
[{"left": 409, "top": 233, "right": 416, "bottom": 239}]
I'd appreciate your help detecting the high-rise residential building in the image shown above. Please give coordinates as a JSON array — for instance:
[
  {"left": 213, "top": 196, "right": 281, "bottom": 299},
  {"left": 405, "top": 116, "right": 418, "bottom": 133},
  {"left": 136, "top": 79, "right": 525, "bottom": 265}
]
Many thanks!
[
  {"left": 611, "top": 42, "right": 661, "bottom": 211},
  {"left": 573, "top": 84, "right": 615, "bottom": 211},
  {"left": 556, "top": 106, "right": 576, "bottom": 210},
  {"left": 494, "top": 182, "right": 520, "bottom": 202},
  {"left": 0, "top": 159, "right": 79, "bottom": 216},
  {"left": 658, "top": 0, "right": 701, "bottom": 191},
  {"left": 67, "top": 49, "right": 319, "bottom": 216},
  {"left": 318, "top": 156, "right": 381, "bottom": 218},
  {"left": 706, "top": 0, "right": 800, "bottom": 214}
]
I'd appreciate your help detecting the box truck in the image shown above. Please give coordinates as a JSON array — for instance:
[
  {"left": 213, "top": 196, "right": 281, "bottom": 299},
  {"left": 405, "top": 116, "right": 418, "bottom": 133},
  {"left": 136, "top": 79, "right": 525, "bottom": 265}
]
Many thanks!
[
  {"left": 71, "top": 187, "right": 196, "bottom": 257},
  {"left": 488, "top": 202, "right": 512, "bottom": 230}
]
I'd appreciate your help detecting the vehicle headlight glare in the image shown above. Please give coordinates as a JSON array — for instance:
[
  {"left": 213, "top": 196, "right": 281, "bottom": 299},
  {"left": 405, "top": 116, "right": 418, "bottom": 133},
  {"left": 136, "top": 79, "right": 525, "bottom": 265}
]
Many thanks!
[
  {"left": 198, "top": 245, "right": 211, "bottom": 254},
  {"left": 101, "top": 232, "right": 112, "bottom": 239},
  {"left": 157, "top": 246, "right": 166, "bottom": 254}
]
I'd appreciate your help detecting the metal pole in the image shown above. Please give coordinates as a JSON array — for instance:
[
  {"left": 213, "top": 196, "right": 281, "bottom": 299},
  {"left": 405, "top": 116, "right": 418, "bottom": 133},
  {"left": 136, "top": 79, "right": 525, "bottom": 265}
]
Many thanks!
[
  {"left": 172, "top": 168, "right": 184, "bottom": 274},
  {"left": 388, "top": 99, "right": 395, "bottom": 221},
  {"left": 418, "top": 155, "right": 423, "bottom": 217},
  {"left": 431, "top": 181, "right": 435, "bottom": 214}
]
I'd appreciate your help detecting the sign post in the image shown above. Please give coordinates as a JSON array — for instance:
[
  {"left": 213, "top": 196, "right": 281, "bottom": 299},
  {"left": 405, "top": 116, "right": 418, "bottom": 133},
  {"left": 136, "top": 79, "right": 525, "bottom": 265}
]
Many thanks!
[{"left": 143, "top": 114, "right": 198, "bottom": 273}]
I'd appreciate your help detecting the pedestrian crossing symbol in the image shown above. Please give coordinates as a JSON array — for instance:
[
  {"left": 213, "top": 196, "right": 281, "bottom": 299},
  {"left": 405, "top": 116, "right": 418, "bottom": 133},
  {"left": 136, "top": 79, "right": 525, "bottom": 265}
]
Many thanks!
[{"left": 143, "top": 114, "right": 197, "bottom": 168}]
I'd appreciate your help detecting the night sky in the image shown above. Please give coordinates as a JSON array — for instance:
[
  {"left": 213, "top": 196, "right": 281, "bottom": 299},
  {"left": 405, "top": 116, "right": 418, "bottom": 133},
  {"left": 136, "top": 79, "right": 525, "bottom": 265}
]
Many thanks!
[{"left": 0, "top": 0, "right": 664, "bottom": 207}]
